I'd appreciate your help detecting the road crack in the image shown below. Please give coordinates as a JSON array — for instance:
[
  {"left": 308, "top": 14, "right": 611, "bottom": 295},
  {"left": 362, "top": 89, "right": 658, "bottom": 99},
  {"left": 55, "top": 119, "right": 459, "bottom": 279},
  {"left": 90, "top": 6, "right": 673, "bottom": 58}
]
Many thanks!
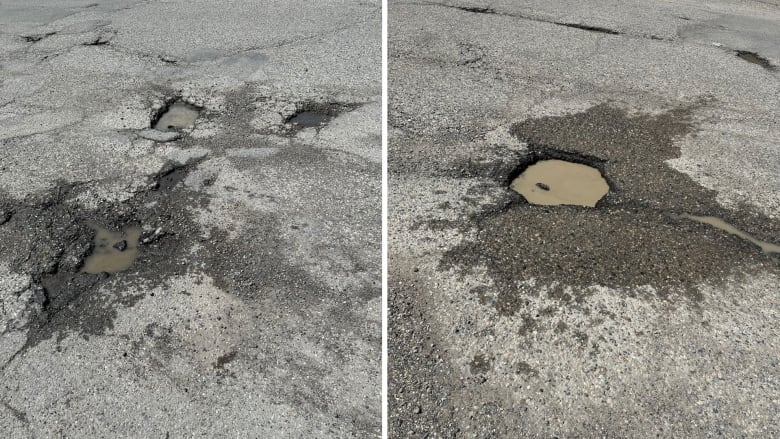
[{"left": 398, "top": 2, "right": 680, "bottom": 41}]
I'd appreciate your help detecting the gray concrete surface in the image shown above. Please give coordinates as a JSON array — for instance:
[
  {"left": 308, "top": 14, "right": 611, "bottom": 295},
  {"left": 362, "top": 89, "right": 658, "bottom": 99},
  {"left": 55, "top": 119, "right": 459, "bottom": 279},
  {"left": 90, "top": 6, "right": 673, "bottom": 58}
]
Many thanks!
[
  {"left": 389, "top": 0, "right": 780, "bottom": 437},
  {"left": 1, "top": 1, "right": 380, "bottom": 437}
]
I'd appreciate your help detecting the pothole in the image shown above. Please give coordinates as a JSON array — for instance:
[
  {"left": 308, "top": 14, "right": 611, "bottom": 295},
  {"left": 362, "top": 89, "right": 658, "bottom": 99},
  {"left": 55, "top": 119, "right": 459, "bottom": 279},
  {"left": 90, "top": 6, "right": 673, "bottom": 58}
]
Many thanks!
[
  {"left": 283, "top": 101, "right": 361, "bottom": 133},
  {"left": 510, "top": 159, "right": 609, "bottom": 207},
  {"left": 288, "top": 111, "right": 332, "bottom": 128},
  {"left": 680, "top": 214, "right": 780, "bottom": 254},
  {"left": 81, "top": 225, "right": 142, "bottom": 274},
  {"left": 440, "top": 104, "right": 780, "bottom": 315},
  {"left": 735, "top": 50, "right": 775, "bottom": 70},
  {"left": 153, "top": 102, "right": 201, "bottom": 131}
]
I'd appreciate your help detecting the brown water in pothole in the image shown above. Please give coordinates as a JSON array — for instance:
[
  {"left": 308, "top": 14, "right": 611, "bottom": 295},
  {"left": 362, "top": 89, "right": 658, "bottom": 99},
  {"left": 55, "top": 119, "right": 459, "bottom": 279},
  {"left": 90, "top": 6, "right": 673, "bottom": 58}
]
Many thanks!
[
  {"left": 510, "top": 159, "right": 609, "bottom": 207},
  {"left": 154, "top": 103, "right": 200, "bottom": 131},
  {"left": 81, "top": 226, "right": 142, "bottom": 274},
  {"left": 681, "top": 214, "right": 780, "bottom": 254}
]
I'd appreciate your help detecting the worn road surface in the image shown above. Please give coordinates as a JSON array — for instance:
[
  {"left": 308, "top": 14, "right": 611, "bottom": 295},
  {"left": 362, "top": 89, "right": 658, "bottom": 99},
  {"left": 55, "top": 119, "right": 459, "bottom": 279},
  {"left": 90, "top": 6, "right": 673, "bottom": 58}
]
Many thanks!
[
  {"left": 1, "top": 1, "right": 380, "bottom": 437},
  {"left": 389, "top": 0, "right": 780, "bottom": 437}
]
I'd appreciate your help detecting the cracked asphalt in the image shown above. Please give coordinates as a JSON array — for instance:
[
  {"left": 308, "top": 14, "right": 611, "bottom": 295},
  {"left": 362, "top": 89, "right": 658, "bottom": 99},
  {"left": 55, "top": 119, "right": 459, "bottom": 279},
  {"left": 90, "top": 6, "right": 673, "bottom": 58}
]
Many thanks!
[
  {"left": 1, "top": 0, "right": 380, "bottom": 437},
  {"left": 389, "top": 0, "right": 780, "bottom": 437}
]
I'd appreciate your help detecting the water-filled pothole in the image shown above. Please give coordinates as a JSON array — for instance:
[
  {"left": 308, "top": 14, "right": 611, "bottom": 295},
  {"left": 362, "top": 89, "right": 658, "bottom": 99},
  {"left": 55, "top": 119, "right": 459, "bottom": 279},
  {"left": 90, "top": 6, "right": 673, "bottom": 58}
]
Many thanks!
[
  {"left": 81, "top": 226, "right": 142, "bottom": 274},
  {"left": 288, "top": 111, "right": 332, "bottom": 128},
  {"left": 153, "top": 102, "right": 200, "bottom": 131},
  {"left": 510, "top": 159, "right": 609, "bottom": 207},
  {"left": 681, "top": 214, "right": 780, "bottom": 254},
  {"left": 282, "top": 102, "right": 361, "bottom": 134}
]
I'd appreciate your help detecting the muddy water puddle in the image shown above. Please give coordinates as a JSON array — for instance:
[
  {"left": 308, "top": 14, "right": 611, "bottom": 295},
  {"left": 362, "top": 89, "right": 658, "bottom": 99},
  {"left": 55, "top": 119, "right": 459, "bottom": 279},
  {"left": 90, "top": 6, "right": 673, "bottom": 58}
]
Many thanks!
[
  {"left": 154, "top": 102, "right": 200, "bottom": 131},
  {"left": 681, "top": 215, "right": 780, "bottom": 254},
  {"left": 288, "top": 111, "right": 332, "bottom": 128},
  {"left": 510, "top": 159, "right": 609, "bottom": 207},
  {"left": 82, "top": 226, "right": 142, "bottom": 274}
]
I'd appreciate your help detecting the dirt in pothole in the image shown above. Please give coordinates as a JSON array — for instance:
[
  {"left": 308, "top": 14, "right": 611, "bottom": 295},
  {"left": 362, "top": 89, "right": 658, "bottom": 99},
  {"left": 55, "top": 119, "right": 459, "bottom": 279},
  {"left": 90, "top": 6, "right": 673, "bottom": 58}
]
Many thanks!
[{"left": 440, "top": 104, "right": 780, "bottom": 315}]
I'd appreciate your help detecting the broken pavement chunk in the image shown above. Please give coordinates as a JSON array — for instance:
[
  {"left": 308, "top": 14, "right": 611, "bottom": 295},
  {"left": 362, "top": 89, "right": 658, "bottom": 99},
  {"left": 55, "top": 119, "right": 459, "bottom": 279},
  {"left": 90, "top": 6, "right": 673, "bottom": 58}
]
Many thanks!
[{"left": 138, "top": 129, "right": 181, "bottom": 142}]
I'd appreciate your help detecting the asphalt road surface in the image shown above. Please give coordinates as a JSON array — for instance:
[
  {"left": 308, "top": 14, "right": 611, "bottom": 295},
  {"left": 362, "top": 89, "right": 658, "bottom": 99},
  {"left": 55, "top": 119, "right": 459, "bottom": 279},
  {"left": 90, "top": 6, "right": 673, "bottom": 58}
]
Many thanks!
[
  {"left": 389, "top": 0, "right": 780, "bottom": 437},
  {"left": 1, "top": 0, "right": 380, "bottom": 437}
]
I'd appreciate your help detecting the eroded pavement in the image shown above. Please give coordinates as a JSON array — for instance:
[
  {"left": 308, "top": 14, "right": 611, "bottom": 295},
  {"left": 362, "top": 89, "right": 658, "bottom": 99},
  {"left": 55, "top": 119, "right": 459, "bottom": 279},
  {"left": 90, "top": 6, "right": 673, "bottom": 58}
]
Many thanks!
[
  {"left": 1, "top": 0, "right": 380, "bottom": 437},
  {"left": 389, "top": 0, "right": 780, "bottom": 437}
]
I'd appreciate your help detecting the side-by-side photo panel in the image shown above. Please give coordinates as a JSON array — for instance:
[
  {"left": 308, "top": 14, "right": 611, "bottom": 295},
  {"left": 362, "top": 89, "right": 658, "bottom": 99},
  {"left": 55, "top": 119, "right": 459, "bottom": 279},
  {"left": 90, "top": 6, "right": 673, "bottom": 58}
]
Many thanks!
[
  {"left": 389, "top": 0, "right": 780, "bottom": 437},
  {"left": 0, "top": 1, "right": 381, "bottom": 437}
]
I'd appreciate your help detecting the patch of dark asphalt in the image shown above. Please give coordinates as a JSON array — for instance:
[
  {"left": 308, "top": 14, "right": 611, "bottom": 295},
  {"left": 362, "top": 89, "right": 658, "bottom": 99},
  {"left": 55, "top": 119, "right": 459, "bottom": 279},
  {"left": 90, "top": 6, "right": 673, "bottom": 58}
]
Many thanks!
[
  {"left": 222, "top": 85, "right": 365, "bottom": 138},
  {"left": 0, "top": 159, "right": 211, "bottom": 359},
  {"left": 735, "top": 50, "right": 776, "bottom": 70},
  {"left": 214, "top": 349, "right": 237, "bottom": 369},
  {"left": 439, "top": 104, "right": 780, "bottom": 315},
  {"left": 2, "top": 148, "right": 378, "bottom": 371},
  {"left": 207, "top": 144, "right": 381, "bottom": 343}
]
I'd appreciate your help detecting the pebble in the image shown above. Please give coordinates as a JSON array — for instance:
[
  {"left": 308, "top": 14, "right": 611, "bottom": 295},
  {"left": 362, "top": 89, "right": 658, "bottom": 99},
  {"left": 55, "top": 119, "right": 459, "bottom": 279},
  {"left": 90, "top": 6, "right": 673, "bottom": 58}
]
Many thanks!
[{"left": 535, "top": 182, "right": 551, "bottom": 191}]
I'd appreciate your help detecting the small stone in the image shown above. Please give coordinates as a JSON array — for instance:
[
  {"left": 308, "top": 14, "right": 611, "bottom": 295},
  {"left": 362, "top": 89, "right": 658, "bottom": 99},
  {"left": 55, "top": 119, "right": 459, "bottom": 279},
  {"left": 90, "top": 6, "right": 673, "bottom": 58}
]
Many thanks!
[
  {"left": 414, "top": 405, "right": 422, "bottom": 414},
  {"left": 535, "top": 182, "right": 550, "bottom": 191},
  {"left": 113, "top": 240, "right": 128, "bottom": 251}
]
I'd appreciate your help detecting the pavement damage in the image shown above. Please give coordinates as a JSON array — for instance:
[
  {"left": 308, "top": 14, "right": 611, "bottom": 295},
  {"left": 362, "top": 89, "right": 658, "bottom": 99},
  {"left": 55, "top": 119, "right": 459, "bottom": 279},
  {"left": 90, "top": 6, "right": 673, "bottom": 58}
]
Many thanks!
[
  {"left": 389, "top": 0, "right": 780, "bottom": 437},
  {"left": 0, "top": 0, "right": 381, "bottom": 437}
]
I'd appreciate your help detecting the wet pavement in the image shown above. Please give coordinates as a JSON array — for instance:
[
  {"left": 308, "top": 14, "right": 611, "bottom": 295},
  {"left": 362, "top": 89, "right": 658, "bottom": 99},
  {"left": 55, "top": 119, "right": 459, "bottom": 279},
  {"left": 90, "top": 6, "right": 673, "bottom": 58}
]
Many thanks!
[
  {"left": 0, "top": 0, "right": 380, "bottom": 437},
  {"left": 389, "top": 0, "right": 780, "bottom": 437}
]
